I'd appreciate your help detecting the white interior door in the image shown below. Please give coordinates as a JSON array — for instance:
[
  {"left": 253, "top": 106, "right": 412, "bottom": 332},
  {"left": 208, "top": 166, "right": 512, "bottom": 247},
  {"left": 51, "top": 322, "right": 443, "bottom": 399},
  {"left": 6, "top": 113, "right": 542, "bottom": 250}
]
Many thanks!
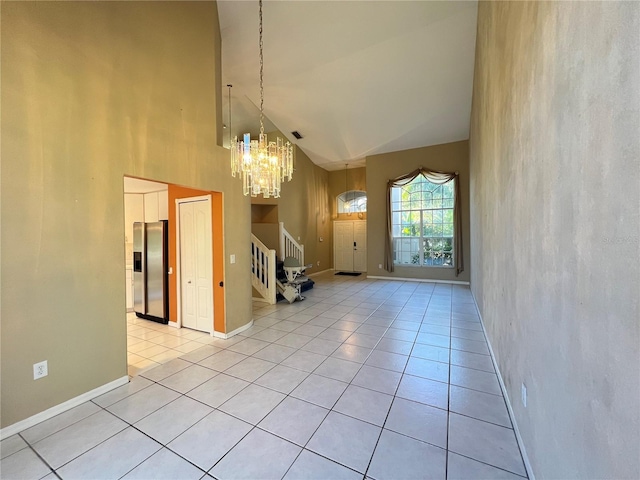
[
  {"left": 334, "top": 221, "right": 354, "bottom": 272},
  {"left": 353, "top": 221, "right": 367, "bottom": 272},
  {"left": 179, "top": 198, "right": 213, "bottom": 333}
]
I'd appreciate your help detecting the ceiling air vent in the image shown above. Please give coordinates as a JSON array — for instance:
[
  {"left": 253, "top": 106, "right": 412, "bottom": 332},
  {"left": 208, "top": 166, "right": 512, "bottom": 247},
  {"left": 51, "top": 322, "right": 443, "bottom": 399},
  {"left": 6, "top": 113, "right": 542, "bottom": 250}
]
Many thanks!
[{"left": 291, "top": 131, "right": 303, "bottom": 140}]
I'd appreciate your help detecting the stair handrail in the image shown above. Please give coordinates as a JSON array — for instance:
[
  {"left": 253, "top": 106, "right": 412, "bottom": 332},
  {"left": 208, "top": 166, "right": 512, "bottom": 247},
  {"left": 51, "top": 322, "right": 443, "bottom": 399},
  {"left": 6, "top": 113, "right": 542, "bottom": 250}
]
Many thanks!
[
  {"left": 251, "top": 234, "right": 277, "bottom": 305},
  {"left": 279, "top": 222, "right": 304, "bottom": 266}
]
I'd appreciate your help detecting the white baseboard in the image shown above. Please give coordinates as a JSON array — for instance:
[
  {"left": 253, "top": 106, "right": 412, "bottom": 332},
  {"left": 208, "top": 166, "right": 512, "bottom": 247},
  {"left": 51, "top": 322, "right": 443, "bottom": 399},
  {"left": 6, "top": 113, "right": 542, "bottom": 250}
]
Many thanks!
[
  {"left": 471, "top": 290, "right": 535, "bottom": 480},
  {"left": 307, "top": 268, "right": 334, "bottom": 277},
  {"left": 212, "top": 319, "right": 254, "bottom": 340},
  {"left": 0, "top": 375, "right": 129, "bottom": 440},
  {"left": 366, "top": 275, "right": 470, "bottom": 285}
]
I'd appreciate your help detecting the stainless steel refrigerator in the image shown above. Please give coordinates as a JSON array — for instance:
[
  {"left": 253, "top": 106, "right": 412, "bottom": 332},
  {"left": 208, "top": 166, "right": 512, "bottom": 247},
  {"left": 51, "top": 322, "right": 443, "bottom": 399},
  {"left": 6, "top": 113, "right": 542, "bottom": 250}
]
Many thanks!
[{"left": 133, "top": 221, "right": 169, "bottom": 324}]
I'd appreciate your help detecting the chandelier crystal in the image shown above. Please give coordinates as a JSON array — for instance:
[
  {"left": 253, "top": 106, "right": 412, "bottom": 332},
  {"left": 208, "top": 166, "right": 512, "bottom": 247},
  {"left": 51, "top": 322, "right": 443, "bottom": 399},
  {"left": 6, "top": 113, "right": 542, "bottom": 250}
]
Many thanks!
[{"left": 230, "top": 0, "right": 294, "bottom": 198}]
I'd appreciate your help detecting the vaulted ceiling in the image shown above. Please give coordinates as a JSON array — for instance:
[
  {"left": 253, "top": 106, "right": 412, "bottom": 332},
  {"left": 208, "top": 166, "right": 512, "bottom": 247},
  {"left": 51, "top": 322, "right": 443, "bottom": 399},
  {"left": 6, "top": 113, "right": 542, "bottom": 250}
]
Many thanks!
[{"left": 218, "top": 1, "right": 478, "bottom": 171}]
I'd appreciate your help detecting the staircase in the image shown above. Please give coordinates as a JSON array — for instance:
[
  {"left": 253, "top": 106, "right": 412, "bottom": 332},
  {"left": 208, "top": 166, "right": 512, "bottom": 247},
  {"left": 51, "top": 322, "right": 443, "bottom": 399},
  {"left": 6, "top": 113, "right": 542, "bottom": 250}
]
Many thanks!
[
  {"left": 251, "top": 235, "right": 277, "bottom": 305},
  {"left": 251, "top": 223, "right": 314, "bottom": 304},
  {"left": 279, "top": 222, "right": 304, "bottom": 266}
]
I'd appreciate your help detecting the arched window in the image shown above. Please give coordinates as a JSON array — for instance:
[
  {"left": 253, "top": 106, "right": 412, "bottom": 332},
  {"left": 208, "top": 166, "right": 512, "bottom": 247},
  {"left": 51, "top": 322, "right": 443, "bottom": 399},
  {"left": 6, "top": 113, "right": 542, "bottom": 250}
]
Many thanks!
[
  {"left": 337, "top": 190, "right": 367, "bottom": 214},
  {"left": 391, "top": 177, "right": 454, "bottom": 266}
]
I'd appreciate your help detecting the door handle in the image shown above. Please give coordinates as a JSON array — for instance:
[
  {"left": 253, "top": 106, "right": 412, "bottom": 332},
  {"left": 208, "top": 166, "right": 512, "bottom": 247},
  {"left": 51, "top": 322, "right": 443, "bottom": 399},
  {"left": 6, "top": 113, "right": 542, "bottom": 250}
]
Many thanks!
[
  {"left": 188, "top": 281, "right": 192, "bottom": 284},
  {"left": 219, "top": 281, "right": 224, "bottom": 287}
]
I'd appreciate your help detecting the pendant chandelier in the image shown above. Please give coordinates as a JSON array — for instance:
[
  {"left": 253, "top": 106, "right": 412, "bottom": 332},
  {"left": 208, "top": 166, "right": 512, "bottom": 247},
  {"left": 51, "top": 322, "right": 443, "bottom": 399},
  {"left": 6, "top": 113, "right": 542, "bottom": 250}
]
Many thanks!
[{"left": 230, "top": 0, "right": 294, "bottom": 198}]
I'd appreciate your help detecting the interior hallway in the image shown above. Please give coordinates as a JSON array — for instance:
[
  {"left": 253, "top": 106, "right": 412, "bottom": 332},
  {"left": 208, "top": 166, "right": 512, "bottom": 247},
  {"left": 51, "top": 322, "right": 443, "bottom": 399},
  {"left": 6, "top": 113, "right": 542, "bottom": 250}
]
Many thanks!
[{"left": 0, "top": 272, "right": 527, "bottom": 479}]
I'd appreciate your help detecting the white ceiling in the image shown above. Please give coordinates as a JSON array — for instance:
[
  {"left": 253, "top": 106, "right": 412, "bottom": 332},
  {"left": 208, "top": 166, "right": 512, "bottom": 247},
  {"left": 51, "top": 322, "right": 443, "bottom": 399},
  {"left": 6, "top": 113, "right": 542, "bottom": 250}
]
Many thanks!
[
  {"left": 123, "top": 177, "right": 168, "bottom": 194},
  {"left": 218, "top": 0, "right": 478, "bottom": 171}
]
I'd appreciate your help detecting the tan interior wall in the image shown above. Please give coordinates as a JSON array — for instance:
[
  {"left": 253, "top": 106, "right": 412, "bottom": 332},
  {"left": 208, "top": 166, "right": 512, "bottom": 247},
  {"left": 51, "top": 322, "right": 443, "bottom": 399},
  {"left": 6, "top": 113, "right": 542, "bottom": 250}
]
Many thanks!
[
  {"left": 0, "top": 1, "right": 252, "bottom": 428},
  {"left": 366, "top": 141, "right": 470, "bottom": 282},
  {"left": 251, "top": 138, "right": 332, "bottom": 273},
  {"left": 251, "top": 224, "right": 279, "bottom": 253},
  {"left": 251, "top": 204, "right": 279, "bottom": 224},
  {"left": 469, "top": 2, "right": 639, "bottom": 478}
]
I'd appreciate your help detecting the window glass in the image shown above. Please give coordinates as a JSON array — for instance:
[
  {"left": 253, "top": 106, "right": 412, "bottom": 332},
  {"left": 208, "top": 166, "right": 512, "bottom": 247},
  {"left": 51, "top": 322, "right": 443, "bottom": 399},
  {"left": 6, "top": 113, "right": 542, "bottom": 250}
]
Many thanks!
[
  {"left": 391, "top": 176, "right": 454, "bottom": 267},
  {"left": 337, "top": 190, "right": 367, "bottom": 214}
]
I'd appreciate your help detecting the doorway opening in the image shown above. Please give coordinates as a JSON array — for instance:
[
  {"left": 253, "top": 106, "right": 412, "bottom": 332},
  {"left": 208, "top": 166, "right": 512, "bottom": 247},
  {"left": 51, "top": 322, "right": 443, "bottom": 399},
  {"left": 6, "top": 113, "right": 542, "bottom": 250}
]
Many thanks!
[{"left": 122, "top": 177, "right": 225, "bottom": 377}]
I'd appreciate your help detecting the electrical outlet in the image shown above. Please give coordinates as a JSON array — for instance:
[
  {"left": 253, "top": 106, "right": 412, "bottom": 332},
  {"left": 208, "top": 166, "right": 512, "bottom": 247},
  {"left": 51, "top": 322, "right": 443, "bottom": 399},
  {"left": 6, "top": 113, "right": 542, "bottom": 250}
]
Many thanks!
[
  {"left": 378, "top": 264, "right": 382, "bottom": 269},
  {"left": 521, "top": 383, "right": 527, "bottom": 408},
  {"left": 317, "top": 261, "right": 320, "bottom": 266},
  {"left": 34, "top": 361, "right": 48, "bottom": 380}
]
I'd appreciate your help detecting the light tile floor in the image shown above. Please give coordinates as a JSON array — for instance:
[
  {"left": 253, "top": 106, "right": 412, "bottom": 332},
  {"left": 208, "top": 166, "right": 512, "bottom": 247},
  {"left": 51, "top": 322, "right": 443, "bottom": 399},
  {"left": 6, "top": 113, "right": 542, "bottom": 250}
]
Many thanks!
[
  {"left": 0, "top": 272, "right": 528, "bottom": 479},
  {"left": 126, "top": 312, "right": 214, "bottom": 377}
]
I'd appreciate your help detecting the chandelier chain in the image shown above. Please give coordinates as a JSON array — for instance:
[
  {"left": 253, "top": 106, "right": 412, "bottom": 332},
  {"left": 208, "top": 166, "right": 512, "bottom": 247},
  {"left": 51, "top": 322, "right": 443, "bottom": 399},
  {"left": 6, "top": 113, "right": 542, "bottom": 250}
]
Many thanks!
[
  {"left": 259, "top": 0, "right": 264, "bottom": 136},
  {"left": 229, "top": 0, "right": 294, "bottom": 198}
]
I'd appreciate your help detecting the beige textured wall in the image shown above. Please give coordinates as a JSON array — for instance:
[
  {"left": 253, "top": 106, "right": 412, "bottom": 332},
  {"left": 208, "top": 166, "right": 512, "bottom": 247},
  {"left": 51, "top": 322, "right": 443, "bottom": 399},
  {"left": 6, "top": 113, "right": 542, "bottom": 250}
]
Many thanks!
[
  {"left": 0, "top": 1, "right": 252, "bottom": 427},
  {"left": 252, "top": 140, "right": 332, "bottom": 273},
  {"left": 251, "top": 224, "right": 279, "bottom": 253},
  {"left": 366, "top": 141, "right": 470, "bottom": 282},
  {"left": 469, "top": 2, "right": 640, "bottom": 478},
  {"left": 251, "top": 204, "right": 279, "bottom": 224}
]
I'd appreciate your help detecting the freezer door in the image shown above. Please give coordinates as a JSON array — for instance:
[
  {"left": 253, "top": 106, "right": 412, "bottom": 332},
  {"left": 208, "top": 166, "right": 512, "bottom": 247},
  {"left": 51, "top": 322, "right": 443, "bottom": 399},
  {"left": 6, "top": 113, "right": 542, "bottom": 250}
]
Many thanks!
[
  {"left": 146, "top": 221, "right": 167, "bottom": 319},
  {"left": 133, "top": 222, "right": 146, "bottom": 314}
]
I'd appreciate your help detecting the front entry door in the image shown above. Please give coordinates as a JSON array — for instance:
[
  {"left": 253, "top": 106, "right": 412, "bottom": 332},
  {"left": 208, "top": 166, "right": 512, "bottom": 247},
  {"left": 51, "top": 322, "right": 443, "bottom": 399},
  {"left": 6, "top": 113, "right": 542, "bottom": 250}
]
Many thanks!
[
  {"left": 179, "top": 198, "right": 213, "bottom": 333},
  {"left": 334, "top": 221, "right": 354, "bottom": 272},
  {"left": 353, "top": 221, "right": 367, "bottom": 272},
  {"left": 334, "top": 220, "right": 367, "bottom": 272}
]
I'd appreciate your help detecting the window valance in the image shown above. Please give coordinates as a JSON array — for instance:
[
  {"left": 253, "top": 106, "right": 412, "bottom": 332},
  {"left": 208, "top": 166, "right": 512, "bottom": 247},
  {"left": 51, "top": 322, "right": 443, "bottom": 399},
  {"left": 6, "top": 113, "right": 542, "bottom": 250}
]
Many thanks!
[{"left": 384, "top": 167, "right": 464, "bottom": 276}]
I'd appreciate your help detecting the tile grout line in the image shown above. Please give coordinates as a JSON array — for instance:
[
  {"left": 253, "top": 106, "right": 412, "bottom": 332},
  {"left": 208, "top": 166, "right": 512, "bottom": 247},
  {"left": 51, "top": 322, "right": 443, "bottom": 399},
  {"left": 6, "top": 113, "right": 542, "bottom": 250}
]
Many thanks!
[
  {"left": 16, "top": 431, "right": 59, "bottom": 480},
  {"left": 150, "top": 284, "right": 507, "bottom": 470},
  {"left": 27, "top": 413, "right": 130, "bottom": 478},
  {"left": 362, "top": 282, "right": 435, "bottom": 479},
  {"left": 275, "top": 277, "right": 394, "bottom": 478},
  {"left": 254, "top": 274, "right": 384, "bottom": 478},
  {"left": 145, "top": 282, "right": 364, "bottom": 476},
  {"left": 445, "top": 283, "right": 453, "bottom": 480},
  {"left": 117, "top": 275, "right": 526, "bottom": 479}
]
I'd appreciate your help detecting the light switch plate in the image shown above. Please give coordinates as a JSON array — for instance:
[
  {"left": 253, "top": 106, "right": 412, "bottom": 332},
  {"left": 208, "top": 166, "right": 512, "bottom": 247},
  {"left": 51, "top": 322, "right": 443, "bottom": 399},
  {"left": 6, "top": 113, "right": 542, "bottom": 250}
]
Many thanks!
[{"left": 230, "top": 254, "right": 236, "bottom": 264}]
